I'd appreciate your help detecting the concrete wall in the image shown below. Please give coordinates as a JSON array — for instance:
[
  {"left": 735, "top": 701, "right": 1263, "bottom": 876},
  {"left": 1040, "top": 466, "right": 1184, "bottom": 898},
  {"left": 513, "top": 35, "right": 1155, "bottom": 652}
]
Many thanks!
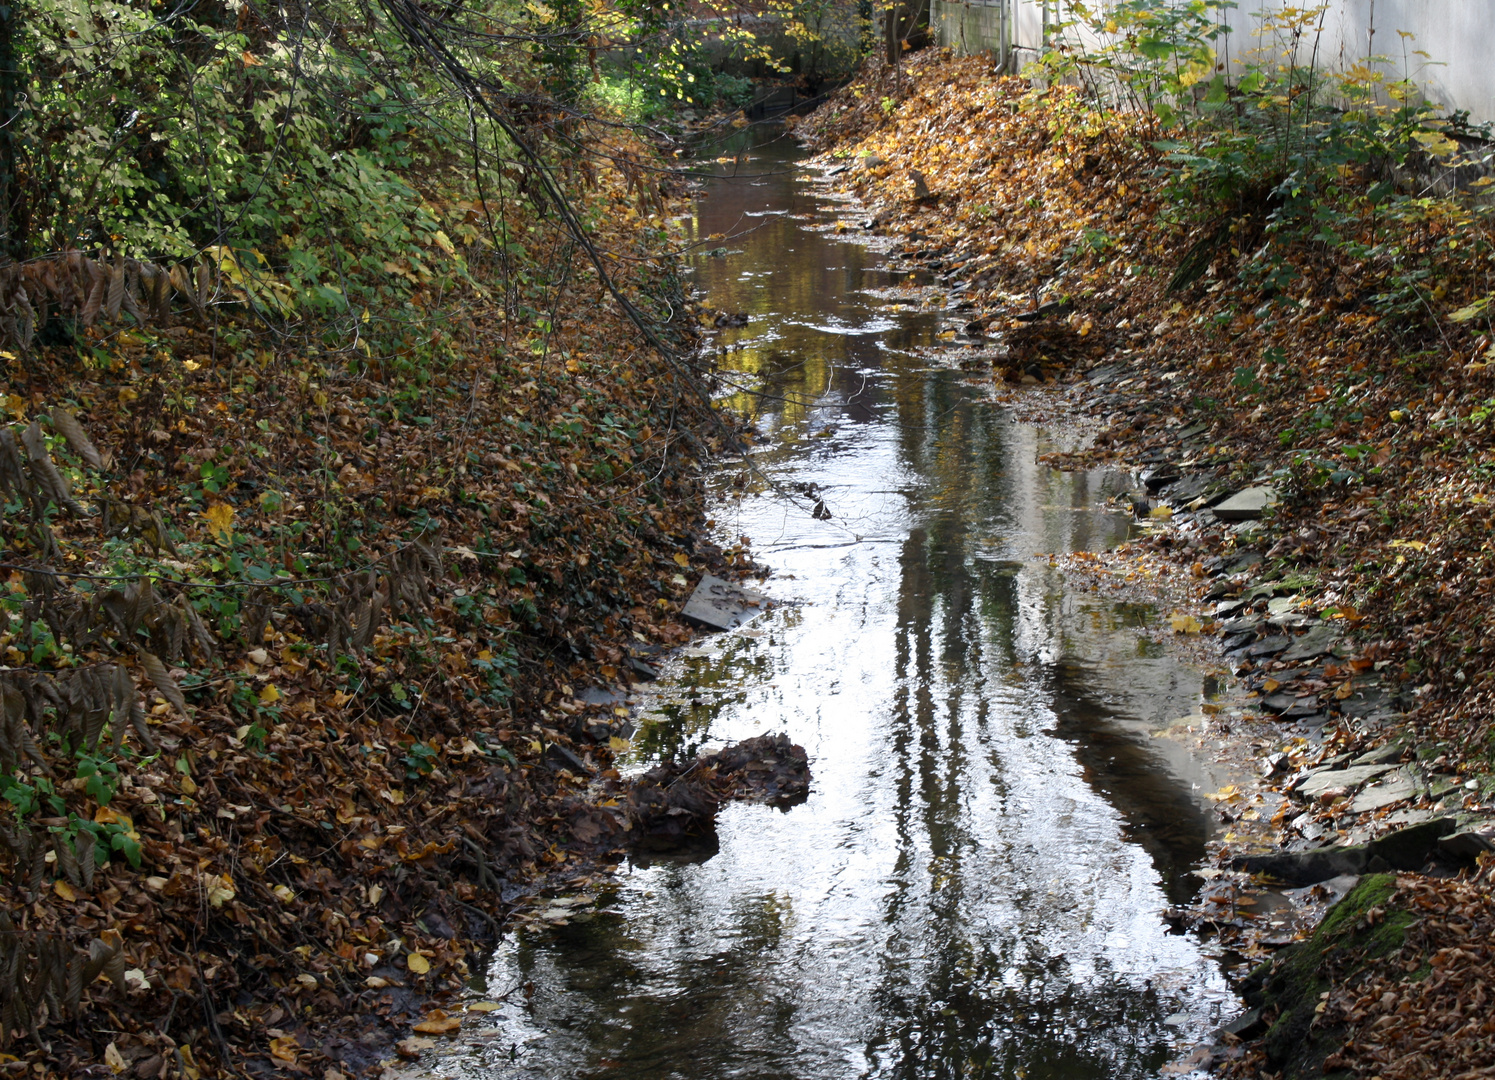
[{"left": 933, "top": 0, "right": 1495, "bottom": 126}]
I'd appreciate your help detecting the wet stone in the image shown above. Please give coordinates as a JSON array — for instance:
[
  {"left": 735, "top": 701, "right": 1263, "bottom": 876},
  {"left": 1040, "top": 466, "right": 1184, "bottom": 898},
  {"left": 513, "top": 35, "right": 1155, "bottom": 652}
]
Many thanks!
[
  {"left": 682, "top": 574, "right": 771, "bottom": 631},
  {"left": 1279, "top": 624, "right": 1340, "bottom": 664},
  {"left": 1214, "top": 486, "right": 1279, "bottom": 521}
]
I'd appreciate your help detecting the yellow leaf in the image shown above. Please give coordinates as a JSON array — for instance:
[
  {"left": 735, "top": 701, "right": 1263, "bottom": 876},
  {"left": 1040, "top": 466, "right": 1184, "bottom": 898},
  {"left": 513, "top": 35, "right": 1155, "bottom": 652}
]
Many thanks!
[
  {"left": 3, "top": 394, "right": 27, "bottom": 421},
  {"left": 258, "top": 684, "right": 281, "bottom": 705},
  {"left": 1388, "top": 539, "right": 1426, "bottom": 550},
  {"left": 104, "top": 1043, "right": 127, "bottom": 1075},
  {"left": 178, "top": 1046, "right": 201, "bottom": 1080},
  {"left": 672, "top": 552, "right": 690, "bottom": 567},
  {"left": 53, "top": 878, "right": 78, "bottom": 902},
  {"left": 202, "top": 502, "right": 234, "bottom": 544},
  {"left": 1149, "top": 505, "right": 1173, "bottom": 520},
  {"left": 412, "top": 1016, "right": 462, "bottom": 1035},
  {"left": 206, "top": 874, "right": 236, "bottom": 908},
  {"left": 406, "top": 952, "right": 431, "bottom": 974},
  {"left": 609, "top": 736, "right": 631, "bottom": 752},
  {"left": 268, "top": 1036, "right": 299, "bottom": 1062},
  {"left": 1204, "top": 785, "right": 1239, "bottom": 802},
  {"left": 467, "top": 1002, "right": 503, "bottom": 1013},
  {"left": 272, "top": 884, "right": 295, "bottom": 903},
  {"left": 1170, "top": 614, "right": 1202, "bottom": 634}
]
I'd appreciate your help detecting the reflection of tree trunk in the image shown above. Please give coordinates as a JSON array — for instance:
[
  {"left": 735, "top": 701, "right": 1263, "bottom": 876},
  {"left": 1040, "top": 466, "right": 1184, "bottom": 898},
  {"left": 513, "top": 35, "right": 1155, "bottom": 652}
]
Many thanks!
[{"left": 0, "top": 0, "right": 26, "bottom": 260}]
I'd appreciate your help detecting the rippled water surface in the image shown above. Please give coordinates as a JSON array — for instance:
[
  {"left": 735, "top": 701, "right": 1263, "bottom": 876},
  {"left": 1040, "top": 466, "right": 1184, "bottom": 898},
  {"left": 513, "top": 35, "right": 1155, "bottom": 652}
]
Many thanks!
[{"left": 451, "top": 128, "right": 1239, "bottom": 1080}]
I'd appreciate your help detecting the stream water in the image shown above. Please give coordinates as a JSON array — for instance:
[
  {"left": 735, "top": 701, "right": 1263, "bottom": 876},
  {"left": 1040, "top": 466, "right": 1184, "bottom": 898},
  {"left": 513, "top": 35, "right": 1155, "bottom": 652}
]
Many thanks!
[{"left": 442, "top": 127, "right": 1243, "bottom": 1080}]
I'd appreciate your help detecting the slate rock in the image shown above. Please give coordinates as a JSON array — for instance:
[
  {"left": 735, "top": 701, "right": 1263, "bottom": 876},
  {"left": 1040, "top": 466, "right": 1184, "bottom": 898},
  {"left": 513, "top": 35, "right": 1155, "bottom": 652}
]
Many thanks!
[
  {"left": 1281, "top": 700, "right": 1324, "bottom": 721},
  {"left": 1295, "top": 763, "right": 1395, "bottom": 800},
  {"left": 1232, "top": 845, "right": 1367, "bottom": 884},
  {"left": 1438, "top": 827, "right": 1495, "bottom": 860},
  {"left": 1141, "top": 466, "right": 1181, "bottom": 492},
  {"left": 1350, "top": 769, "right": 1417, "bottom": 813},
  {"left": 1222, "top": 631, "right": 1256, "bottom": 653},
  {"left": 1233, "top": 819, "right": 1454, "bottom": 883},
  {"left": 1350, "top": 740, "right": 1407, "bottom": 767},
  {"left": 682, "top": 575, "right": 771, "bottom": 631},
  {"left": 1168, "top": 473, "right": 1226, "bottom": 504},
  {"left": 1215, "top": 1007, "right": 1266, "bottom": 1041},
  {"left": 1214, "top": 486, "right": 1279, "bottom": 521},
  {"left": 1262, "top": 752, "right": 1290, "bottom": 776},
  {"left": 1220, "top": 614, "right": 1264, "bottom": 635},
  {"left": 1261, "top": 692, "right": 1299, "bottom": 714},
  {"left": 1279, "top": 624, "right": 1340, "bottom": 664},
  {"left": 1246, "top": 635, "right": 1290, "bottom": 658},
  {"left": 544, "top": 743, "right": 590, "bottom": 775},
  {"left": 1225, "top": 550, "right": 1265, "bottom": 575},
  {"left": 1367, "top": 817, "right": 1456, "bottom": 869}
]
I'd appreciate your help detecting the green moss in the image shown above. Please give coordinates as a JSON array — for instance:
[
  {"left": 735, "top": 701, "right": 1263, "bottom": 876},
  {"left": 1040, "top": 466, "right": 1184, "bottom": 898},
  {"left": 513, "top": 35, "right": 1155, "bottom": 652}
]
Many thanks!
[{"left": 1249, "top": 874, "right": 1409, "bottom": 1078}]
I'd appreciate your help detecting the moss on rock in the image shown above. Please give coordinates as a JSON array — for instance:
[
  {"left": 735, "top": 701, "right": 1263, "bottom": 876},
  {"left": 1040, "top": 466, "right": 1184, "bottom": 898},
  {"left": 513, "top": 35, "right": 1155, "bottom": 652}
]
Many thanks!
[{"left": 1243, "top": 874, "right": 1413, "bottom": 1078}]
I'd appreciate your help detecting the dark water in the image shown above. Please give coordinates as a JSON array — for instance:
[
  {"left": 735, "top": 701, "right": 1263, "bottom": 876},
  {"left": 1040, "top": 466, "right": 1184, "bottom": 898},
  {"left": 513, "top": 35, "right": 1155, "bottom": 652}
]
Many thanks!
[{"left": 441, "top": 128, "right": 1237, "bottom": 1080}]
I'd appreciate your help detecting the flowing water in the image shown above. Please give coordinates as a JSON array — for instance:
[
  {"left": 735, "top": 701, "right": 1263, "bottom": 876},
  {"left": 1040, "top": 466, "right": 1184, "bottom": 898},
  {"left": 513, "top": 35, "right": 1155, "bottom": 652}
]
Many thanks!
[{"left": 443, "top": 127, "right": 1242, "bottom": 1080}]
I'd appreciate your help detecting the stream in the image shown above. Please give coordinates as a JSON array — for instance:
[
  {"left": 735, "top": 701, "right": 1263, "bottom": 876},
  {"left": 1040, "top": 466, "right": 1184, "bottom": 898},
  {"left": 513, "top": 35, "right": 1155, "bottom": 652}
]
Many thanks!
[{"left": 439, "top": 126, "right": 1244, "bottom": 1080}]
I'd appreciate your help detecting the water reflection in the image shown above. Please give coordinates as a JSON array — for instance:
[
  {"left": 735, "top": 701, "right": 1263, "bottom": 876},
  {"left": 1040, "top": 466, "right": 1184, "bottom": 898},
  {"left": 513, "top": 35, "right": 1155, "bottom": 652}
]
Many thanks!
[{"left": 458, "top": 127, "right": 1236, "bottom": 1080}]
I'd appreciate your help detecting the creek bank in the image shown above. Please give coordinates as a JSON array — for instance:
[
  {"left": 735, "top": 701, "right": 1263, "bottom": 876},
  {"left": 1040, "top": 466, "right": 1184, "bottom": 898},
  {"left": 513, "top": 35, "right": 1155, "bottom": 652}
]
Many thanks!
[
  {"left": 801, "top": 49, "right": 1495, "bottom": 1079},
  {"left": 0, "top": 130, "right": 763, "bottom": 1077}
]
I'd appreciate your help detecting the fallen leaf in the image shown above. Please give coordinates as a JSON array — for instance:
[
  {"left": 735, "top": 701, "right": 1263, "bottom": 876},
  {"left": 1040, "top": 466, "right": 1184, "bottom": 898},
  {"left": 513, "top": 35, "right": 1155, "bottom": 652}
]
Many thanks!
[{"left": 412, "top": 1016, "right": 462, "bottom": 1035}]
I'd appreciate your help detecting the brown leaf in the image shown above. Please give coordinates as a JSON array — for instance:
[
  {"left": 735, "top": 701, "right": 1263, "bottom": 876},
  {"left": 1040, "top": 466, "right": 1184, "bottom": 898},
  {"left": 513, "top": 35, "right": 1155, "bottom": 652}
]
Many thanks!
[{"left": 137, "top": 649, "right": 189, "bottom": 717}]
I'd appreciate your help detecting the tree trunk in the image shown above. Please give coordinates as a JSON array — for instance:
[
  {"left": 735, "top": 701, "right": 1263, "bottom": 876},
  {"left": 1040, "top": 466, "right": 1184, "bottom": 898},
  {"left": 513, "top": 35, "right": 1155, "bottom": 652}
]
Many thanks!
[{"left": 0, "top": 0, "right": 27, "bottom": 261}]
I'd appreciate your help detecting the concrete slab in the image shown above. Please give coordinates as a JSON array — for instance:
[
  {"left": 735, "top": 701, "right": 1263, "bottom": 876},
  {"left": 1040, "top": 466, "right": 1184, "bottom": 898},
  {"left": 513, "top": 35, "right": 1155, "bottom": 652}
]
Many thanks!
[
  {"left": 682, "top": 575, "right": 771, "bottom": 631},
  {"left": 1214, "top": 486, "right": 1279, "bottom": 521}
]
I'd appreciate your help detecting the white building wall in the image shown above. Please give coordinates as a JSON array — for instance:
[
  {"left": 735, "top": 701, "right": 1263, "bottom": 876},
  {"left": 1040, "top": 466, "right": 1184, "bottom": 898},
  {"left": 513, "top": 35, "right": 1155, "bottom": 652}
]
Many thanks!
[{"left": 933, "top": 0, "right": 1495, "bottom": 127}]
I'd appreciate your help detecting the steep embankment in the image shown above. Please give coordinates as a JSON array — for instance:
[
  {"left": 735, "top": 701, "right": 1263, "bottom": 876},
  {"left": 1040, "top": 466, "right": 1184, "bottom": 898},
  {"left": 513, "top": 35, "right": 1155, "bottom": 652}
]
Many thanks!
[
  {"left": 802, "top": 50, "right": 1495, "bottom": 1079},
  {"left": 0, "top": 134, "right": 741, "bottom": 1076}
]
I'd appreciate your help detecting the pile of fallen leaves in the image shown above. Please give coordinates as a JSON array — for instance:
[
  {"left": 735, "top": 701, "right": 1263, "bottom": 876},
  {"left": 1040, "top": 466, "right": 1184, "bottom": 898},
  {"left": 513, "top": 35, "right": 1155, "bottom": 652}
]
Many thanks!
[
  {"left": 1321, "top": 867, "right": 1495, "bottom": 1079},
  {"left": 0, "top": 128, "right": 750, "bottom": 1077}
]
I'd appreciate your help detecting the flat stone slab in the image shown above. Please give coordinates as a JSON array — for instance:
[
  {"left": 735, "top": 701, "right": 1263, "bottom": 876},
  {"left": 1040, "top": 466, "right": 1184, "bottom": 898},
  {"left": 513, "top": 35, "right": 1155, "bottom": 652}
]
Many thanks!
[
  {"left": 1439, "top": 826, "right": 1495, "bottom": 859},
  {"left": 1350, "top": 769, "right": 1417, "bottom": 813},
  {"left": 1280, "top": 624, "right": 1341, "bottom": 663},
  {"left": 1296, "top": 763, "right": 1395, "bottom": 800},
  {"left": 682, "top": 575, "right": 771, "bottom": 631},
  {"left": 1233, "top": 818, "right": 1454, "bottom": 884},
  {"left": 1213, "top": 486, "right": 1279, "bottom": 522}
]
